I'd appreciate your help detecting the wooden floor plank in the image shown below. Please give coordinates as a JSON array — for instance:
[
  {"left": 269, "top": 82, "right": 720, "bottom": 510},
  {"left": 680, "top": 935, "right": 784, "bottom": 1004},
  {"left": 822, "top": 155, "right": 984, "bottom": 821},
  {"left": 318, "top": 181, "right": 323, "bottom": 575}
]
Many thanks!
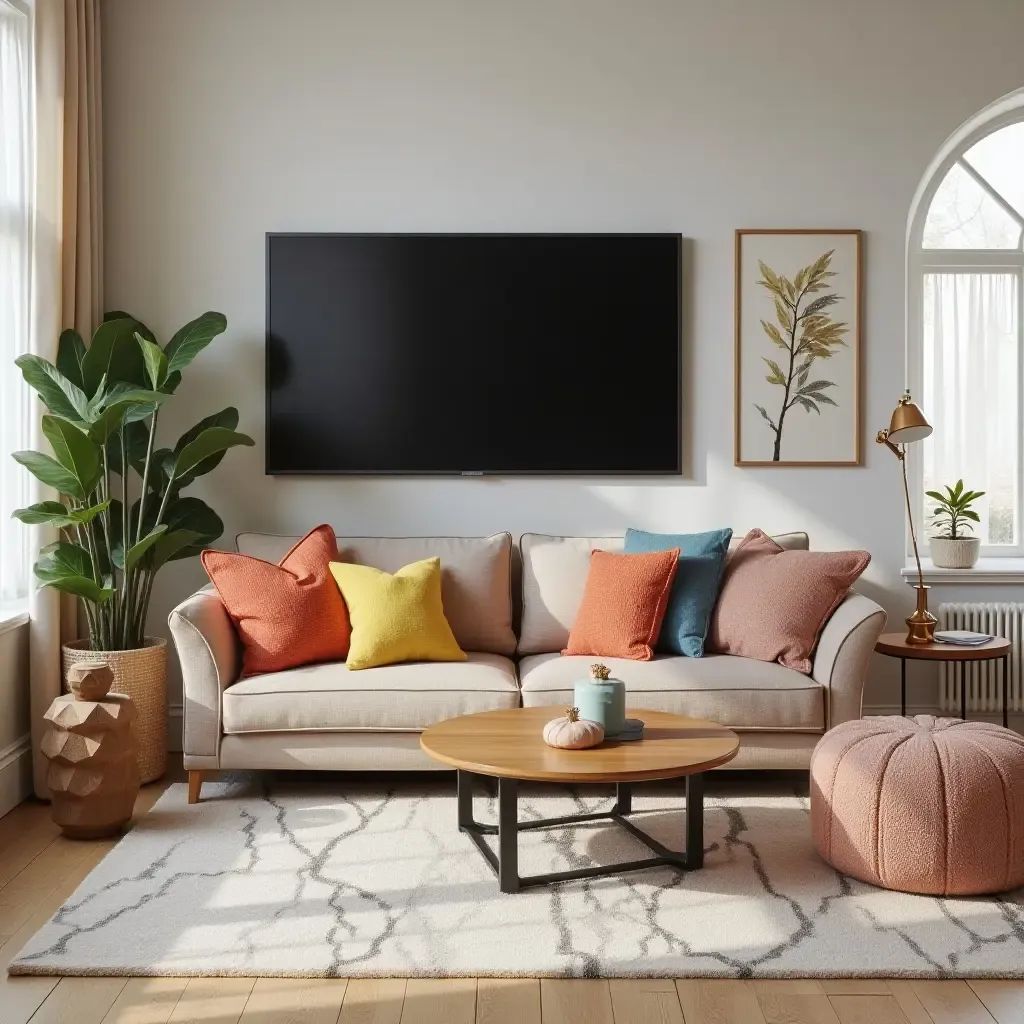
[
  {"left": 0, "top": 798, "right": 49, "bottom": 847},
  {"left": 399, "top": 978, "right": 475, "bottom": 1024},
  {"left": 756, "top": 989, "right": 841, "bottom": 1024},
  {"left": 0, "top": 975, "right": 60, "bottom": 1024},
  {"left": 908, "top": 980, "right": 997, "bottom": 1024},
  {"left": 166, "top": 977, "right": 256, "bottom": 1024},
  {"left": 339, "top": 978, "right": 406, "bottom": 1024},
  {"left": 608, "top": 979, "right": 683, "bottom": 1024},
  {"left": 753, "top": 981, "right": 825, "bottom": 996},
  {"left": 541, "top": 980, "right": 614, "bottom": 1024},
  {"left": 0, "top": 804, "right": 61, "bottom": 889},
  {"left": 968, "top": 981, "right": 1024, "bottom": 1024},
  {"left": 829, "top": 994, "right": 911, "bottom": 1024},
  {"left": 820, "top": 981, "right": 892, "bottom": 995},
  {"left": 0, "top": 836, "right": 117, "bottom": 966},
  {"left": 886, "top": 982, "right": 934, "bottom": 1024},
  {"left": 477, "top": 978, "right": 540, "bottom": 1024},
  {"left": 100, "top": 977, "right": 190, "bottom": 1024},
  {"left": 30, "top": 977, "right": 129, "bottom": 1024},
  {"left": 237, "top": 977, "right": 348, "bottom": 1024},
  {"left": 675, "top": 980, "right": 767, "bottom": 1024}
]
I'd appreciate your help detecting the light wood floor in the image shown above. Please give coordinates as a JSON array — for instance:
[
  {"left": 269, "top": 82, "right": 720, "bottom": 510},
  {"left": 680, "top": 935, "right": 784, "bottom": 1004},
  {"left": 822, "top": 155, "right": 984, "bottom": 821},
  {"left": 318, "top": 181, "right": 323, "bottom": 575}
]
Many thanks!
[{"left": 1, "top": 766, "right": 1021, "bottom": 1024}]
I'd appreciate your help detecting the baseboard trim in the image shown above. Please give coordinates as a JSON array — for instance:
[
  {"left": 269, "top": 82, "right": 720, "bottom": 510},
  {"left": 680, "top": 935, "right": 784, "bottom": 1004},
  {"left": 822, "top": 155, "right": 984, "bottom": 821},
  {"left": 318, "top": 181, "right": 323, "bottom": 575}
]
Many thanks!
[
  {"left": 0, "top": 734, "right": 33, "bottom": 818},
  {"left": 863, "top": 703, "right": 941, "bottom": 716},
  {"left": 863, "top": 702, "right": 1024, "bottom": 723}
]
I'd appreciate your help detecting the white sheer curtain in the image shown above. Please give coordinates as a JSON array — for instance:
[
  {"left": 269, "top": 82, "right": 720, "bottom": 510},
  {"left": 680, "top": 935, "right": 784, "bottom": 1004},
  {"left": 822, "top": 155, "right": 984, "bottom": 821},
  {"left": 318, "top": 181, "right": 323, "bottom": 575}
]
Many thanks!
[
  {"left": 0, "top": 0, "right": 33, "bottom": 608},
  {"left": 922, "top": 272, "right": 1020, "bottom": 548}
]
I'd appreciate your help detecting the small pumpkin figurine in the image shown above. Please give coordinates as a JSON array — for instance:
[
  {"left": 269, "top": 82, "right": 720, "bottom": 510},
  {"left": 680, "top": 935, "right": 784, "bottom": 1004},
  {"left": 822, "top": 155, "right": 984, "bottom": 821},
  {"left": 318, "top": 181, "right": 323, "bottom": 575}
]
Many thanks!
[{"left": 542, "top": 707, "right": 605, "bottom": 750}]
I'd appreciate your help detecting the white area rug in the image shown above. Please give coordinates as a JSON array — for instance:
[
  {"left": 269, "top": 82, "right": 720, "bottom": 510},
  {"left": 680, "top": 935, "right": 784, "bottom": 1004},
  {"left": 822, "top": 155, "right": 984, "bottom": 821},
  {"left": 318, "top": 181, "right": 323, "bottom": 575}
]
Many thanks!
[{"left": 9, "top": 775, "right": 1024, "bottom": 979}]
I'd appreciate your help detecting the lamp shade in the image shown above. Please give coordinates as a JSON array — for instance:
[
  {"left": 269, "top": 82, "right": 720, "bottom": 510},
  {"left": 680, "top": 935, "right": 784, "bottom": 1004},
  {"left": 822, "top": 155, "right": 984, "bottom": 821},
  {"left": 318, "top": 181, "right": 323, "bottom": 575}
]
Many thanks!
[{"left": 887, "top": 397, "right": 932, "bottom": 445}]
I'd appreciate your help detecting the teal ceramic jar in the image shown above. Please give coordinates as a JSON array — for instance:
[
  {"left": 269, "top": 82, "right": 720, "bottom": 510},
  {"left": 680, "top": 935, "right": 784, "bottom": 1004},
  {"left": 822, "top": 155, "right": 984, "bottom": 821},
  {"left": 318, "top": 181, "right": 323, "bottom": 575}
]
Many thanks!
[{"left": 573, "top": 663, "right": 626, "bottom": 737}]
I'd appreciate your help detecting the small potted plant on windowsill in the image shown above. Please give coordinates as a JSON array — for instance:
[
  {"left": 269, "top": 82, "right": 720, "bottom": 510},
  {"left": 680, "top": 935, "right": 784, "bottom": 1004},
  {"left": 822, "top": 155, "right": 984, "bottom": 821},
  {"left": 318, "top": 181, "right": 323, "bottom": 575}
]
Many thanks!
[{"left": 927, "top": 479, "right": 984, "bottom": 569}]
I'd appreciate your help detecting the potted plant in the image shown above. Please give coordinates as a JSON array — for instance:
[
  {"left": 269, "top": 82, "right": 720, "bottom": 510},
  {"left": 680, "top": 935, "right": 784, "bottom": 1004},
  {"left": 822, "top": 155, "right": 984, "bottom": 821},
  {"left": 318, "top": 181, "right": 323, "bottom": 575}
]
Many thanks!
[
  {"left": 926, "top": 479, "right": 985, "bottom": 569},
  {"left": 11, "top": 312, "right": 253, "bottom": 782}
]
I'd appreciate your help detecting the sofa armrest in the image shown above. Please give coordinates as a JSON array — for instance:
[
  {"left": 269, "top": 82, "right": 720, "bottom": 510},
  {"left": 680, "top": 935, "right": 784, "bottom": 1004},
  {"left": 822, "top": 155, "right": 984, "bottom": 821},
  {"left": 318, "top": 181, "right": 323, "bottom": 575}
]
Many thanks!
[
  {"left": 168, "top": 586, "right": 240, "bottom": 761},
  {"left": 812, "top": 592, "right": 887, "bottom": 729}
]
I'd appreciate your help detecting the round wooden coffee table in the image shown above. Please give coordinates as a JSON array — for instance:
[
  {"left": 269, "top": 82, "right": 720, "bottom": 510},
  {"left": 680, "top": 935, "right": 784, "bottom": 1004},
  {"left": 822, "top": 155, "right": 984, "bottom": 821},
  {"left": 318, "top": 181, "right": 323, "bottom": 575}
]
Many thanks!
[{"left": 420, "top": 706, "right": 739, "bottom": 893}]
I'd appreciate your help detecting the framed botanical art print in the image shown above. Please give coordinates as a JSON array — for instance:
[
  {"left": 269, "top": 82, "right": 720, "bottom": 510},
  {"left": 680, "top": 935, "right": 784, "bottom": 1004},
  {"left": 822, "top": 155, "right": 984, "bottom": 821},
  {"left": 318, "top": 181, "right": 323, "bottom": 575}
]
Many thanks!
[{"left": 735, "top": 229, "right": 862, "bottom": 466}]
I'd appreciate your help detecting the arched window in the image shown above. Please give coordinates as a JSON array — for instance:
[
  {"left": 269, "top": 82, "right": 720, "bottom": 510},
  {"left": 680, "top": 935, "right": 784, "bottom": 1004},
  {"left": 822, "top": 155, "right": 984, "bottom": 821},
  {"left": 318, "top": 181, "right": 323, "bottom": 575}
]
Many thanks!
[{"left": 909, "top": 92, "right": 1024, "bottom": 556}]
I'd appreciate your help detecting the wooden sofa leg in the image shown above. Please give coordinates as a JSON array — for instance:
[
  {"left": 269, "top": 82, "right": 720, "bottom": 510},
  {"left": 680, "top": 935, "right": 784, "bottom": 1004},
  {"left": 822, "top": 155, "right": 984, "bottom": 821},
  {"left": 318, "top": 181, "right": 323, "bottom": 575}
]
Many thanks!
[{"left": 188, "top": 771, "right": 205, "bottom": 804}]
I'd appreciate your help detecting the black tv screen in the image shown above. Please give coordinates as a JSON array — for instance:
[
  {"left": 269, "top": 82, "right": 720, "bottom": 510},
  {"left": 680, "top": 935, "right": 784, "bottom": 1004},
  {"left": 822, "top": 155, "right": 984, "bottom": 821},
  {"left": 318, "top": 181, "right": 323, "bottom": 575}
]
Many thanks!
[{"left": 266, "top": 233, "right": 681, "bottom": 474}]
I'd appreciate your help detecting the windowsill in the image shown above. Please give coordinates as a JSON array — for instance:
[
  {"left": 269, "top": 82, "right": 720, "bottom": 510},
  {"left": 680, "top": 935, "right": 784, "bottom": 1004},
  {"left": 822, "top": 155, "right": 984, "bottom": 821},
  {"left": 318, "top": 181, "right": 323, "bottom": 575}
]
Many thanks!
[
  {"left": 0, "top": 603, "right": 29, "bottom": 635},
  {"left": 901, "top": 558, "right": 1024, "bottom": 584}
]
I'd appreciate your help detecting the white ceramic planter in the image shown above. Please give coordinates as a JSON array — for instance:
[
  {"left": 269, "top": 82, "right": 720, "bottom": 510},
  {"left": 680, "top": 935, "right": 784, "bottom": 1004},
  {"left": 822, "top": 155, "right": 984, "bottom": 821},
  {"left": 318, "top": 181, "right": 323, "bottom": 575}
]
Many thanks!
[{"left": 928, "top": 536, "right": 981, "bottom": 569}]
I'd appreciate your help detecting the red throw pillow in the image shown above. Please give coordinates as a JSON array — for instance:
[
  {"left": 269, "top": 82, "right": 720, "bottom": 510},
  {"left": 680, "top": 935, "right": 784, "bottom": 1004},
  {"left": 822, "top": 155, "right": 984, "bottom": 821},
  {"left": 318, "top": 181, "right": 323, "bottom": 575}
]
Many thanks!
[
  {"left": 563, "top": 549, "right": 680, "bottom": 661},
  {"left": 202, "top": 524, "right": 351, "bottom": 676},
  {"left": 707, "top": 529, "right": 870, "bottom": 673}
]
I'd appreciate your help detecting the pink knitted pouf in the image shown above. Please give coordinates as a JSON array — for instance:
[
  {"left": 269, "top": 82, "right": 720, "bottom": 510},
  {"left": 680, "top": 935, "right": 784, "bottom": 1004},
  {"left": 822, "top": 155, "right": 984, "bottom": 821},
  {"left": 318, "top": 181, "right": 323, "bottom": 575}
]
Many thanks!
[{"left": 811, "top": 715, "right": 1024, "bottom": 896}]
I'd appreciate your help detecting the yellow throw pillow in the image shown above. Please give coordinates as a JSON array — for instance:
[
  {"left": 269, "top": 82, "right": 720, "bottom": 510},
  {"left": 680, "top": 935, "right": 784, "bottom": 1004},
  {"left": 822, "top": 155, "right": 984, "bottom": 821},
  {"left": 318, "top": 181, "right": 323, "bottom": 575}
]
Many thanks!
[{"left": 328, "top": 557, "right": 467, "bottom": 670}]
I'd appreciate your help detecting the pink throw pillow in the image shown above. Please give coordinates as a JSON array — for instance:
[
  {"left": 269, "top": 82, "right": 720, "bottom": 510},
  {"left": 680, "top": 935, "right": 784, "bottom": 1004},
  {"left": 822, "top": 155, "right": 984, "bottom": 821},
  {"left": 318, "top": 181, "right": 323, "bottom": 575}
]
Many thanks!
[{"left": 707, "top": 529, "right": 869, "bottom": 673}]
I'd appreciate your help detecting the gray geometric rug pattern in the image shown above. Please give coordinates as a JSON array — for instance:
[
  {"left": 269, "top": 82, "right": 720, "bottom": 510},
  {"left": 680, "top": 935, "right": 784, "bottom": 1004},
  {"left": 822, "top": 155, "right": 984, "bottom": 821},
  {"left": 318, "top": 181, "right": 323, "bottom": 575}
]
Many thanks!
[{"left": 9, "top": 775, "right": 1024, "bottom": 979}]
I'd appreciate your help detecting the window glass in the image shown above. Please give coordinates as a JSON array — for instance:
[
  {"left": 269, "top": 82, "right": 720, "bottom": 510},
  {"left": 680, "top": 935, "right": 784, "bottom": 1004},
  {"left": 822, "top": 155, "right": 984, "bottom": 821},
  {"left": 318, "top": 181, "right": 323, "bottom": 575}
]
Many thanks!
[
  {"left": 964, "top": 122, "right": 1024, "bottom": 222},
  {"left": 0, "top": 0, "right": 32, "bottom": 605},
  {"left": 922, "top": 162, "right": 1021, "bottom": 249},
  {"left": 922, "top": 273, "right": 1018, "bottom": 546}
]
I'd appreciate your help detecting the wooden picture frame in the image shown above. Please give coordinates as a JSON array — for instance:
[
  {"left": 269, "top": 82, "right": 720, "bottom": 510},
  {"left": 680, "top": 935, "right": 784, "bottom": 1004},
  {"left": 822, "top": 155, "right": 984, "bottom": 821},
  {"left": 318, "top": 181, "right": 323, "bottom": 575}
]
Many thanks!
[{"left": 735, "top": 229, "right": 862, "bottom": 466}]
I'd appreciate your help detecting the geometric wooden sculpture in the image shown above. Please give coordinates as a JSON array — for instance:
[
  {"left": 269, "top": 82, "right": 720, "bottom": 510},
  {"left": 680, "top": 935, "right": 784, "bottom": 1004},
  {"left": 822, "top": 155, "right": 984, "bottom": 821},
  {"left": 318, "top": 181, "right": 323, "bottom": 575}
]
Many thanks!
[
  {"left": 67, "top": 661, "right": 115, "bottom": 701},
  {"left": 42, "top": 667, "right": 141, "bottom": 839}
]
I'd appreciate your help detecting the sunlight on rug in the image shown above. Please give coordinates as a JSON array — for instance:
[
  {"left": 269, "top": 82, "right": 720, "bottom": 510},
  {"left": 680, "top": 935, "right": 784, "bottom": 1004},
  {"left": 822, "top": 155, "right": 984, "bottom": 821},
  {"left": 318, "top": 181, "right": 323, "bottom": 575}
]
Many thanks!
[{"left": 8, "top": 775, "right": 1024, "bottom": 979}]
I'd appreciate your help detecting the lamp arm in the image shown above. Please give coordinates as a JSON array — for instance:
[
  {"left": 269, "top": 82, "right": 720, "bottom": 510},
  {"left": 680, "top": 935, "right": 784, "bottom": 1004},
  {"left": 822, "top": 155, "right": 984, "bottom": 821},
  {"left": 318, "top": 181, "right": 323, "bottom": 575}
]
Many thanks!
[{"left": 900, "top": 447, "right": 926, "bottom": 590}]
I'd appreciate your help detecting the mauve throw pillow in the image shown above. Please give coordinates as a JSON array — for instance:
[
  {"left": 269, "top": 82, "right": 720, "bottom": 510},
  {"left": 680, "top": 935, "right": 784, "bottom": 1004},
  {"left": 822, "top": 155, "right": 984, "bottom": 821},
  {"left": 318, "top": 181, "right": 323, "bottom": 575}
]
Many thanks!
[
  {"left": 563, "top": 548, "right": 679, "bottom": 661},
  {"left": 202, "top": 524, "right": 351, "bottom": 676},
  {"left": 624, "top": 527, "right": 733, "bottom": 658},
  {"left": 707, "top": 529, "right": 870, "bottom": 674}
]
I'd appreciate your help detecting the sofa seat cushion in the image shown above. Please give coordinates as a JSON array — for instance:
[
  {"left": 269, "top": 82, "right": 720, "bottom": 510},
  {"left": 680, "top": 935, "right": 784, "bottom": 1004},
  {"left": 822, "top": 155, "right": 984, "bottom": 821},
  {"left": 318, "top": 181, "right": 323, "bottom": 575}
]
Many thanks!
[
  {"left": 222, "top": 653, "right": 519, "bottom": 734},
  {"left": 518, "top": 653, "right": 824, "bottom": 732}
]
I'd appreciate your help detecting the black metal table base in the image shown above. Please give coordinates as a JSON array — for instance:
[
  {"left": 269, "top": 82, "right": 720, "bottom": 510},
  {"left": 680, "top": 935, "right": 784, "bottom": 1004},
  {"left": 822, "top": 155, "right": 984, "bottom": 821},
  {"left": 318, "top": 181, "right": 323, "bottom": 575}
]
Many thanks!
[
  {"left": 456, "top": 769, "right": 704, "bottom": 893},
  {"left": 899, "top": 654, "right": 1010, "bottom": 726}
]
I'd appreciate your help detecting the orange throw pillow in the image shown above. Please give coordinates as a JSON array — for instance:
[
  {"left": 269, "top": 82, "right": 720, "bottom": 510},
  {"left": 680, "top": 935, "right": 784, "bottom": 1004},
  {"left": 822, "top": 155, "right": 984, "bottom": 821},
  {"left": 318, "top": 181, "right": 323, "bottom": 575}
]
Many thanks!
[
  {"left": 202, "top": 524, "right": 351, "bottom": 676},
  {"left": 563, "top": 548, "right": 680, "bottom": 661}
]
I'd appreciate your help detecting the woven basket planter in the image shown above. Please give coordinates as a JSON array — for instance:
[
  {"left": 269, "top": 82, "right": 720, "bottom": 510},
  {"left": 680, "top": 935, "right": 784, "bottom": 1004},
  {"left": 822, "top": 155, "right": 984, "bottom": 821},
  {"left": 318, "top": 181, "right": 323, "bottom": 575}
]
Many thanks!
[{"left": 62, "top": 638, "right": 168, "bottom": 784}]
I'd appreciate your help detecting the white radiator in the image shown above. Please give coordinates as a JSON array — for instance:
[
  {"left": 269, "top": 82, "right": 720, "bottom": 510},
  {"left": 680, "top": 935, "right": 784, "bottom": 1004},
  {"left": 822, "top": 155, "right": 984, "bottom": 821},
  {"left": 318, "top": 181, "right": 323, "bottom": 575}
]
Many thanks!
[{"left": 937, "top": 603, "right": 1024, "bottom": 715}]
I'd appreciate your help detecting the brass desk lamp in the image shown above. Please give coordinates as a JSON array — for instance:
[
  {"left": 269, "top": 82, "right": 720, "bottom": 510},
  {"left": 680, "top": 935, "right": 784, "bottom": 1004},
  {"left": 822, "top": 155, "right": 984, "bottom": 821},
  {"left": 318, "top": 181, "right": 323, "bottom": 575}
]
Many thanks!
[{"left": 876, "top": 390, "right": 935, "bottom": 643}]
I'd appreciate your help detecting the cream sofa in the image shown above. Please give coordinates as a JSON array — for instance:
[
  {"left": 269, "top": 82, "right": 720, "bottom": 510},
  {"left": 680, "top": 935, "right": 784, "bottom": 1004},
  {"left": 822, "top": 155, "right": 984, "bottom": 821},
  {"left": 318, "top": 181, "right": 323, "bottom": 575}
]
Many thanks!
[{"left": 169, "top": 531, "right": 886, "bottom": 800}]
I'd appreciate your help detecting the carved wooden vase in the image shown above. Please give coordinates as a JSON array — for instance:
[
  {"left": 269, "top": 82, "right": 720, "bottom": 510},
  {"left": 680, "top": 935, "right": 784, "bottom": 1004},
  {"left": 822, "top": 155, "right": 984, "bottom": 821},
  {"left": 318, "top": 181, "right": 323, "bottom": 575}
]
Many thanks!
[{"left": 42, "top": 663, "right": 142, "bottom": 839}]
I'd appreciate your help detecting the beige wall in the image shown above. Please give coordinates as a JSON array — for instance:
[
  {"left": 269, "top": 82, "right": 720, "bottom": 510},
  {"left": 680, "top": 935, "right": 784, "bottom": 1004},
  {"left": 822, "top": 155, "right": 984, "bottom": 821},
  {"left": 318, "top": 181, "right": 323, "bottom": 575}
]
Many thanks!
[
  {"left": 0, "top": 621, "right": 32, "bottom": 815},
  {"left": 100, "top": 0, "right": 1024, "bottom": 722}
]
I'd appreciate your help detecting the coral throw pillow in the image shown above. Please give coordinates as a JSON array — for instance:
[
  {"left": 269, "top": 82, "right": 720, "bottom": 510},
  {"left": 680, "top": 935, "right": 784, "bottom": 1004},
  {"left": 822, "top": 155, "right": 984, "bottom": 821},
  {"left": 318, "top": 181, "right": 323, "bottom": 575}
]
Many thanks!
[
  {"left": 202, "top": 524, "right": 351, "bottom": 676},
  {"left": 329, "top": 557, "right": 466, "bottom": 670},
  {"left": 562, "top": 549, "right": 680, "bottom": 661},
  {"left": 707, "top": 529, "right": 870, "bottom": 673}
]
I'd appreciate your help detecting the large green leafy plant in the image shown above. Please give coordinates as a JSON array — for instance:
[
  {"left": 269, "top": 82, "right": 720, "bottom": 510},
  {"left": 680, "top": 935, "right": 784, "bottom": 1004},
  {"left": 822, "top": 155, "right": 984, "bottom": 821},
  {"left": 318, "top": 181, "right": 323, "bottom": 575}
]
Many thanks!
[{"left": 11, "top": 312, "right": 254, "bottom": 651}]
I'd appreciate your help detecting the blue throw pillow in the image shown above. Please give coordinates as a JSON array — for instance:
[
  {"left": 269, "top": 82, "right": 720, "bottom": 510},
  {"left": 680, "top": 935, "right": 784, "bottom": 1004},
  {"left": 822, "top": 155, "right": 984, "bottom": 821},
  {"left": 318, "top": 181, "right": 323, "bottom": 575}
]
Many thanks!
[{"left": 623, "top": 527, "right": 733, "bottom": 657}]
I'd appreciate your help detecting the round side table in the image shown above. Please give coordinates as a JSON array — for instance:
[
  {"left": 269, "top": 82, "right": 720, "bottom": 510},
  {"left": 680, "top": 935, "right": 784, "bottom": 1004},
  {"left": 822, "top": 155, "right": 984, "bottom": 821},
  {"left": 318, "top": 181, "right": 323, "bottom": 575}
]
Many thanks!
[{"left": 874, "top": 632, "right": 1012, "bottom": 726}]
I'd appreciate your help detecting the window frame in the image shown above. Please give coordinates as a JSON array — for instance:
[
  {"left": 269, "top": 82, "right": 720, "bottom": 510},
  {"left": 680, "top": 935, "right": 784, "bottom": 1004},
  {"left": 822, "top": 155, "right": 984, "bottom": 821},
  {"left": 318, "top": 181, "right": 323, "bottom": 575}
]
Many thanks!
[
  {"left": 908, "top": 107, "right": 1024, "bottom": 558},
  {"left": 0, "top": 0, "right": 35, "bottom": 608}
]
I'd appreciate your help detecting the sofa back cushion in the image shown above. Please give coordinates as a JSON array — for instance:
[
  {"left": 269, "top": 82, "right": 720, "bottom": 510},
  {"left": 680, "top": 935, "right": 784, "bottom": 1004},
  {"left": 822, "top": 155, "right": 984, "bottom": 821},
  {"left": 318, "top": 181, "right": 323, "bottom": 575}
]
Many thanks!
[
  {"left": 236, "top": 532, "right": 515, "bottom": 655},
  {"left": 519, "top": 531, "right": 810, "bottom": 655}
]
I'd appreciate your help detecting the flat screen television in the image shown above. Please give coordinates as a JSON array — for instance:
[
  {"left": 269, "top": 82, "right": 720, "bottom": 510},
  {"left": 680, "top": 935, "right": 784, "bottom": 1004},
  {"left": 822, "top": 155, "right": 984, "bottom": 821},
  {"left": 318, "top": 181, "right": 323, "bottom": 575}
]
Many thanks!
[{"left": 266, "top": 233, "right": 681, "bottom": 474}]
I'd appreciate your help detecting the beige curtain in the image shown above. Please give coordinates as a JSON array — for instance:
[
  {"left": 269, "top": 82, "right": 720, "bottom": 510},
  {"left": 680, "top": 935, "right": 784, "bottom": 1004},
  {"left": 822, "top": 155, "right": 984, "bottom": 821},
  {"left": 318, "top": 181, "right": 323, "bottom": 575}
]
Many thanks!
[
  {"left": 61, "top": 0, "right": 102, "bottom": 340},
  {"left": 28, "top": 0, "right": 104, "bottom": 797}
]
